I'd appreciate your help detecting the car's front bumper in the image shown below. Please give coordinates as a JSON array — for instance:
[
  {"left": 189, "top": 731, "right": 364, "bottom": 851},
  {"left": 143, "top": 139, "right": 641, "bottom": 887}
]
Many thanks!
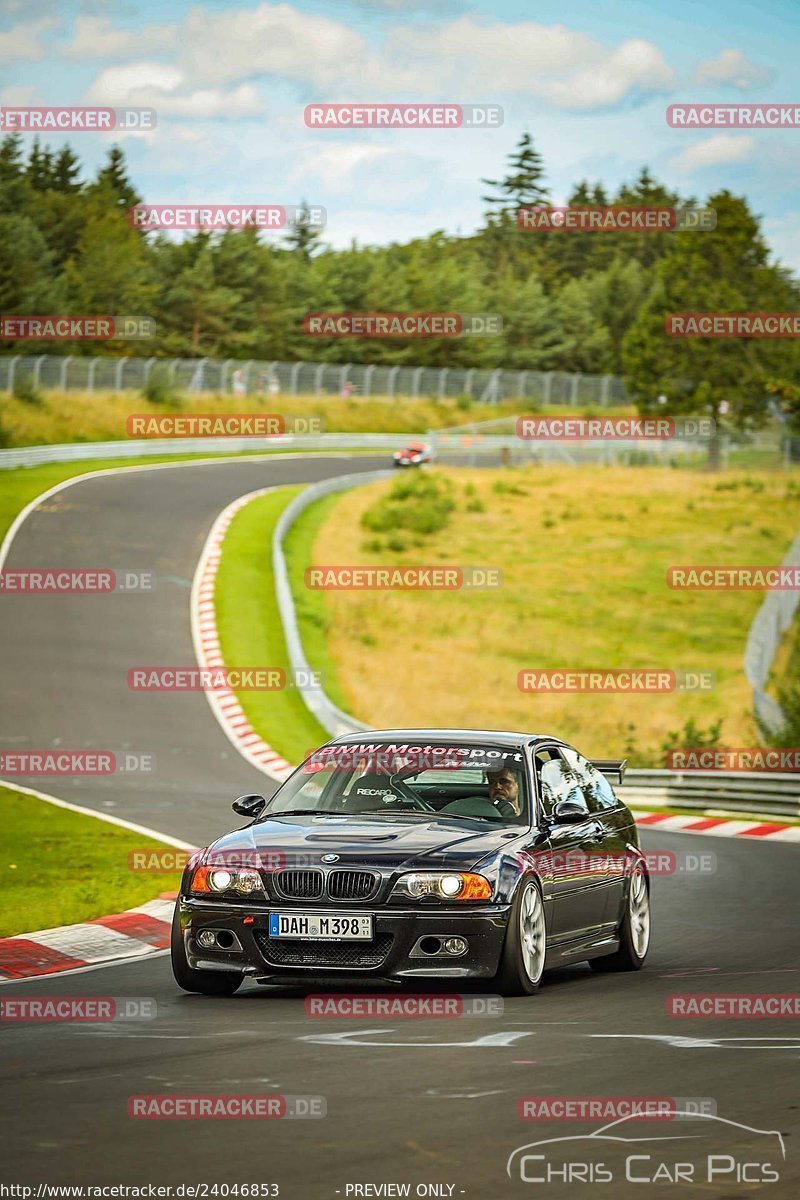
[{"left": 178, "top": 898, "right": 511, "bottom": 982}]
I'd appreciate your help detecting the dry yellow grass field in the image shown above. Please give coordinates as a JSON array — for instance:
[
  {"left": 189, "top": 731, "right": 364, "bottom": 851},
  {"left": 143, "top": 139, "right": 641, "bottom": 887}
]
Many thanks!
[
  {"left": 308, "top": 465, "right": 800, "bottom": 765},
  {"left": 0, "top": 389, "right": 635, "bottom": 446}
]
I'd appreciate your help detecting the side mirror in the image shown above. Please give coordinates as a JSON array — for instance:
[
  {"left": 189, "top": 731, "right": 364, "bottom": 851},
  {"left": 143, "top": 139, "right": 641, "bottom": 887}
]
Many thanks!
[
  {"left": 232, "top": 794, "right": 267, "bottom": 819},
  {"left": 553, "top": 798, "right": 589, "bottom": 824}
]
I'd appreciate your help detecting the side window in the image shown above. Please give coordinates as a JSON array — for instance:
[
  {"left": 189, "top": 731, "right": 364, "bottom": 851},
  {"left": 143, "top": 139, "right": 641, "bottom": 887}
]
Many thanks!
[
  {"left": 536, "top": 750, "right": 590, "bottom": 817},
  {"left": 561, "top": 749, "right": 618, "bottom": 813}
]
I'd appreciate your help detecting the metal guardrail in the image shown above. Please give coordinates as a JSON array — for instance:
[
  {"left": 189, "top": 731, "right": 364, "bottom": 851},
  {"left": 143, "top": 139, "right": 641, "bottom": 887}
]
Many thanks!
[
  {"left": 622, "top": 769, "right": 799, "bottom": 819},
  {"left": 744, "top": 529, "right": 800, "bottom": 735},
  {"left": 272, "top": 469, "right": 393, "bottom": 737},
  {"left": 0, "top": 434, "right": 409, "bottom": 471},
  {"left": 272, "top": 472, "right": 800, "bottom": 822}
]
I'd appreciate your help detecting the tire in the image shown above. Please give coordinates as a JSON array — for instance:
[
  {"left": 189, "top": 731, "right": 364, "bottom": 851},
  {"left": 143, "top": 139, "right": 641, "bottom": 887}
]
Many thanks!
[
  {"left": 590, "top": 861, "right": 650, "bottom": 973},
  {"left": 171, "top": 905, "right": 243, "bottom": 995},
  {"left": 495, "top": 878, "right": 546, "bottom": 996}
]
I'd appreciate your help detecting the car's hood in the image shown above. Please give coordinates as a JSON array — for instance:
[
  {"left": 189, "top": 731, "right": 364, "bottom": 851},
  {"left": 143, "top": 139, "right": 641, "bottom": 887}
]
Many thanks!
[{"left": 208, "top": 813, "right": 524, "bottom": 872}]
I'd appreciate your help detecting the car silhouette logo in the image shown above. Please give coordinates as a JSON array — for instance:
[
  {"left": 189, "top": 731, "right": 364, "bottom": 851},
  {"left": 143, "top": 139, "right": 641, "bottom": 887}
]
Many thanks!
[{"left": 321, "top": 853, "right": 340, "bottom": 863}]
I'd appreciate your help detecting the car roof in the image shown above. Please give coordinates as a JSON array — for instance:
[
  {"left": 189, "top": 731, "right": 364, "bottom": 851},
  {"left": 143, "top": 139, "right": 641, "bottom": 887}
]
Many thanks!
[{"left": 328, "top": 727, "right": 566, "bottom": 751}]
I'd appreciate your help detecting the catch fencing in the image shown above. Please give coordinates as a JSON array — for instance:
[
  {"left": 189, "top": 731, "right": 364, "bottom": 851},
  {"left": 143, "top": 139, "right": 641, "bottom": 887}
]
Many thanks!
[{"left": 0, "top": 354, "right": 626, "bottom": 406}]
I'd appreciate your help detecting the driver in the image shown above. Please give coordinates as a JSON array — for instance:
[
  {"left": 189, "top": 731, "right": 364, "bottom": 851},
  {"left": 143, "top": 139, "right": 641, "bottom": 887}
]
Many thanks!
[{"left": 486, "top": 767, "right": 522, "bottom": 817}]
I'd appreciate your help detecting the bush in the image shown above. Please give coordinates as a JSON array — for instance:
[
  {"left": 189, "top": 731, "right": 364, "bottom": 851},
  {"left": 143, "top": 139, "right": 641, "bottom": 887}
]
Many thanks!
[
  {"left": 12, "top": 373, "right": 43, "bottom": 407},
  {"left": 466, "top": 496, "right": 485, "bottom": 512},
  {"left": 0, "top": 414, "right": 11, "bottom": 448},
  {"left": 143, "top": 366, "right": 183, "bottom": 410},
  {"left": 659, "top": 717, "right": 722, "bottom": 765},
  {"left": 361, "top": 470, "right": 455, "bottom": 538}
]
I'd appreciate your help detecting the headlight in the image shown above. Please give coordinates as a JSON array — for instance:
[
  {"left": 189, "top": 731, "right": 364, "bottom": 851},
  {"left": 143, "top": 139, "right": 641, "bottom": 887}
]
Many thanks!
[
  {"left": 390, "top": 872, "right": 492, "bottom": 901},
  {"left": 190, "top": 866, "right": 265, "bottom": 896}
]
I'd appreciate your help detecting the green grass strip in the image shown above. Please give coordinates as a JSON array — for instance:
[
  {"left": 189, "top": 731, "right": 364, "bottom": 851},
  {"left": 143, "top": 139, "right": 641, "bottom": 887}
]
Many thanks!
[
  {"left": 213, "top": 487, "right": 331, "bottom": 764},
  {"left": 0, "top": 786, "right": 183, "bottom": 937}
]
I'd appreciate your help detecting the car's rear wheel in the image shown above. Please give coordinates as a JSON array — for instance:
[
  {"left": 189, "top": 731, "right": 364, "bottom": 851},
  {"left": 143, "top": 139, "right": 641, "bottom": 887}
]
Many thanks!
[
  {"left": 590, "top": 861, "right": 650, "bottom": 973},
  {"left": 171, "top": 905, "right": 243, "bottom": 995},
  {"left": 495, "top": 879, "right": 546, "bottom": 996}
]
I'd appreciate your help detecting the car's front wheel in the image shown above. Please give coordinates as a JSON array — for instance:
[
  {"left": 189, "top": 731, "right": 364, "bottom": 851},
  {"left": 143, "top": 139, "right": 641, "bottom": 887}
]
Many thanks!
[
  {"left": 495, "top": 879, "right": 546, "bottom": 996},
  {"left": 171, "top": 905, "right": 243, "bottom": 995},
  {"left": 590, "top": 861, "right": 650, "bottom": 973}
]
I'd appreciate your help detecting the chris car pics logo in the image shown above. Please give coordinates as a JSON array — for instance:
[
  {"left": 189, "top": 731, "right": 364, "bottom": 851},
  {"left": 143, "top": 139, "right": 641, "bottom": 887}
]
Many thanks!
[{"left": 507, "top": 1112, "right": 785, "bottom": 1185}]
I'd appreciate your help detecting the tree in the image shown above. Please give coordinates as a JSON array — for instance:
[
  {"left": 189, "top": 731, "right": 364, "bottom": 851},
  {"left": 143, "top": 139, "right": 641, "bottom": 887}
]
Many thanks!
[
  {"left": 0, "top": 214, "right": 64, "bottom": 314},
  {"left": 481, "top": 133, "right": 551, "bottom": 280},
  {"left": 52, "top": 145, "right": 82, "bottom": 195},
  {"left": 482, "top": 132, "right": 550, "bottom": 216},
  {"left": 158, "top": 238, "right": 240, "bottom": 354},
  {"left": 27, "top": 139, "right": 55, "bottom": 192},
  {"left": 284, "top": 200, "right": 323, "bottom": 260},
  {"left": 93, "top": 146, "right": 141, "bottom": 213},
  {"left": 622, "top": 191, "right": 795, "bottom": 467}
]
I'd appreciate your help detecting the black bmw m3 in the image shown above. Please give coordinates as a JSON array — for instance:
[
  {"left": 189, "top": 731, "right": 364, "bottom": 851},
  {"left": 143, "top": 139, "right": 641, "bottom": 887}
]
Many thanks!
[{"left": 171, "top": 729, "right": 651, "bottom": 996}]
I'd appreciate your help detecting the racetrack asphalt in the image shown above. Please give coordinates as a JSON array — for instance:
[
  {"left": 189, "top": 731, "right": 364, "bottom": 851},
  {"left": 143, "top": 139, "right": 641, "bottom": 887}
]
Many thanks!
[{"left": 1, "top": 452, "right": 799, "bottom": 1198}]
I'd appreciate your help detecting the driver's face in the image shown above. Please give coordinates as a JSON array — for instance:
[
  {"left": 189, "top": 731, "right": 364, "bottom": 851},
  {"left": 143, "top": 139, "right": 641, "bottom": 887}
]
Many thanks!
[{"left": 487, "top": 769, "right": 520, "bottom": 812}]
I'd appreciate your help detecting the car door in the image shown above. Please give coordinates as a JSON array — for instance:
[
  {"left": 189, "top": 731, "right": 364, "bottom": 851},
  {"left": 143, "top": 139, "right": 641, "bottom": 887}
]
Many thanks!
[
  {"left": 559, "top": 747, "right": 630, "bottom": 933},
  {"left": 535, "top": 747, "right": 610, "bottom": 947}
]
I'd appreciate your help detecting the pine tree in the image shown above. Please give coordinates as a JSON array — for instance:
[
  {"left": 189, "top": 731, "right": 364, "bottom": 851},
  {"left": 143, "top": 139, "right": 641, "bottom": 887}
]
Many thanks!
[
  {"left": 52, "top": 145, "right": 82, "bottom": 194},
  {"left": 482, "top": 132, "right": 550, "bottom": 217},
  {"left": 27, "top": 139, "right": 55, "bottom": 191},
  {"left": 93, "top": 146, "right": 141, "bottom": 212},
  {"left": 284, "top": 201, "right": 323, "bottom": 260}
]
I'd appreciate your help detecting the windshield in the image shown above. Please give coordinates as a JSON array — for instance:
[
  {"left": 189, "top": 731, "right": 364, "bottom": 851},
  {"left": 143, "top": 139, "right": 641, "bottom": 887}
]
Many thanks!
[{"left": 265, "top": 742, "right": 529, "bottom": 824}]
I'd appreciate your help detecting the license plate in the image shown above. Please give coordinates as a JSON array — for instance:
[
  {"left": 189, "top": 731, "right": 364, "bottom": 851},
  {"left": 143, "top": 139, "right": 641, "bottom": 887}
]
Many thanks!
[{"left": 268, "top": 912, "right": 374, "bottom": 941}]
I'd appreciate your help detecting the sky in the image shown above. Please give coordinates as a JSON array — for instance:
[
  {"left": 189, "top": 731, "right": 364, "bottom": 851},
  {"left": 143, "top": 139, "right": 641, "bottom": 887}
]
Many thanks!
[{"left": 2, "top": 0, "right": 799, "bottom": 269}]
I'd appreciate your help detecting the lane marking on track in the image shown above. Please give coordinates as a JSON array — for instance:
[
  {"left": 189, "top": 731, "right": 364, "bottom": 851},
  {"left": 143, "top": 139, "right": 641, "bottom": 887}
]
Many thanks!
[
  {"left": 0, "top": 780, "right": 196, "bottom": 849},
  {"left": 297, "top": 1028, "right": 532, "bottom": 1048}
]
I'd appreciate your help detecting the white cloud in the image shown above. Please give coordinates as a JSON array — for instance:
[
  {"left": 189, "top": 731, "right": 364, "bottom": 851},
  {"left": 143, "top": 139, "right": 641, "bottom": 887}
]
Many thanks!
[
  {"left": 85, "top": 62, "right": 265, "bottom": 119},
  {"left": 77, "top": 6, "right": 678, "bottom": 114},
  {"left": 531, "top": 38, "right": 676, "bottom": 110},
  {"left": 694, "top": 49, "right": 772, "bottom": 91},
  {"left": 179, "top": 3, "right": 365, "bottom": 88},
  {"left": 293, "top": 143, "right": 396, "bottom": 193},
  {"left": 670, "top": 134, "right": 756, "bottom": 173},
  {"left": 0, "top": 17, "right": 58, "bottom": 62},
  {"left": 384, "top": 20, "right": 674, "bottom": 107},
  {"left": 0, "top": 83, "right": 41, "bottom": 106},
  {"left": 65, "top": 15, "right": 177, "bottom": 59}
]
